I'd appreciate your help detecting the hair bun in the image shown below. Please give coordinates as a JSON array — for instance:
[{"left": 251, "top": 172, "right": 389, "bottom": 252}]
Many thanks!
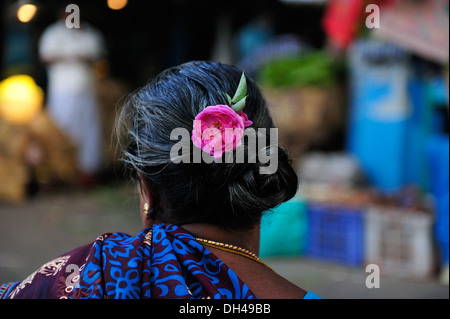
[{"left": 224, "top": 146, "right": 298, "bottom": 228}]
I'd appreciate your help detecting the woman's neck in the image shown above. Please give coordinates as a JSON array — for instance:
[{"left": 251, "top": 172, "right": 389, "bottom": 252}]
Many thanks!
[{"left": 180, "top": 223, "right": 261, "bottom": 256}]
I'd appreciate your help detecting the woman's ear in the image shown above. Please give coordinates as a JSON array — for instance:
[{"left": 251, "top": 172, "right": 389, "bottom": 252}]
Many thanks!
[
  {"left": 138, "top": 172, "right": 151, "bottom": 204},
  {"left": 137, "top": 172, "right": 154, "bottom": 227}
]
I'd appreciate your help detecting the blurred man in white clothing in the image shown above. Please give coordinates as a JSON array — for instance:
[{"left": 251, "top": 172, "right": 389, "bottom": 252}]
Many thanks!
[{"left": 39, "top": 7, "right": 106, "bottom": 187}]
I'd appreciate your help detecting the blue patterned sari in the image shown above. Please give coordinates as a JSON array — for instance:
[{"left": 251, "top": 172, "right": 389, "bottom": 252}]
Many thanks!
[
  {"left": 1, "top": 223, "right": 257, "bottom": 299},
  {"left": 1, "top": 223, "right": 322, "bottom": 299}
]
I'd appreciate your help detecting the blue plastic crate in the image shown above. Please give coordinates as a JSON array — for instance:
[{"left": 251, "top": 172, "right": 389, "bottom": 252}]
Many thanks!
[{"left": 306, "top": 202, "right": 364, "bottom": 267}]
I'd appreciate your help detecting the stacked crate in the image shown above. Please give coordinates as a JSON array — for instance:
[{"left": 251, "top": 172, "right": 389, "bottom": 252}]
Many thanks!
[
  {"left": 306, "top": 202, "right": 365, "bottom": 267},
  {"left": 303, "top": 190, "right": 436, "bottom": 280},
  {"left": 365, "top": 206, "right": 435, "bottom": 280}
]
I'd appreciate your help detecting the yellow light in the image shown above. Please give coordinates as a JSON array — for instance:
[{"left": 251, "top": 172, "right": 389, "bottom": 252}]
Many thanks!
[
  {"left": 0, "top": 75, "right": 44, "bottom": 125},
  {"left": 107, "top": 0, "right": 128, "bottom": 10},
  {"left": 17, "top": 4, "right": 37, "bottom": 23}
]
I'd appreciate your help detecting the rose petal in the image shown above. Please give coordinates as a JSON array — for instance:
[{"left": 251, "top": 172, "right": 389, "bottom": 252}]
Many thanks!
[{"left": 192, "top": 105, "right": 250, "bottom": 157}]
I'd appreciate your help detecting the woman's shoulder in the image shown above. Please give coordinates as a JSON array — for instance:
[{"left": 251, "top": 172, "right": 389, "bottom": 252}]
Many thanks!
[
  {"left": 245, "top": 268, "right": 322, "bottom": 299},
  {"left": 254, "top": 268, "right": 309, "bottom": 299},
  {"left": 216, "top": 254, "right": 308, "bottom": 299}
]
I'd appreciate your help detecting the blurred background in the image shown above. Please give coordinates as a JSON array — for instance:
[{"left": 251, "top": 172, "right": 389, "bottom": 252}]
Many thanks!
[{"left": 0, "top": 0, "right": 448, "bottom": 299}]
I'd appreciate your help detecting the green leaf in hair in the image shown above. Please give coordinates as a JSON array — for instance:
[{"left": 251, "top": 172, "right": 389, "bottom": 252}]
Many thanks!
[
  {"left": 231, "top": 95, "right": 247, "bottom": 113},
  {"left": 225, "top": 93, "right": 232, "bottom": 106},
  {"left": 231, "top": 72, "right": 247, "bottom": 104}
]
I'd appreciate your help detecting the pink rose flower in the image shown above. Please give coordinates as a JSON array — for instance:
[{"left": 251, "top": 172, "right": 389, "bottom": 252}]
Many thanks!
[{"left": 192, "top": 105, "right": 253, "bottom": 158}]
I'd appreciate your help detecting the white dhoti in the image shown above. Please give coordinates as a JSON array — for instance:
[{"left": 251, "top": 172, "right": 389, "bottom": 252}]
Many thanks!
[{"left": 47, "top": 91, "right": 101, "bottom": 174}]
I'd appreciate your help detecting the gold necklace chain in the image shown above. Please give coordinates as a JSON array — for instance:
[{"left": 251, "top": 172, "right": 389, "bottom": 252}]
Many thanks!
[{"left": 195, "top": 237, "right": 276, "bottom": 273}]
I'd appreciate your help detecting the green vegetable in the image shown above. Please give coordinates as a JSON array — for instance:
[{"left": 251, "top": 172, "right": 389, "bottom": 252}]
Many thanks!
[{"left": 258, "top": 52, "right": 336, "bottom": 88}]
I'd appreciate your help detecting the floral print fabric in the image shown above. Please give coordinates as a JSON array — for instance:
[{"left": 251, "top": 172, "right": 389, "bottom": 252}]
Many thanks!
[{"left": 1, "top": 223, "right": 257, "bottom": 299}]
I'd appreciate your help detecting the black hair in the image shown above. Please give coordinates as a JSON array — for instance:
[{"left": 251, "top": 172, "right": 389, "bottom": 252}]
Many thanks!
[{"left": 116, "top": 60, "right": 298, "bottom": 230}]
